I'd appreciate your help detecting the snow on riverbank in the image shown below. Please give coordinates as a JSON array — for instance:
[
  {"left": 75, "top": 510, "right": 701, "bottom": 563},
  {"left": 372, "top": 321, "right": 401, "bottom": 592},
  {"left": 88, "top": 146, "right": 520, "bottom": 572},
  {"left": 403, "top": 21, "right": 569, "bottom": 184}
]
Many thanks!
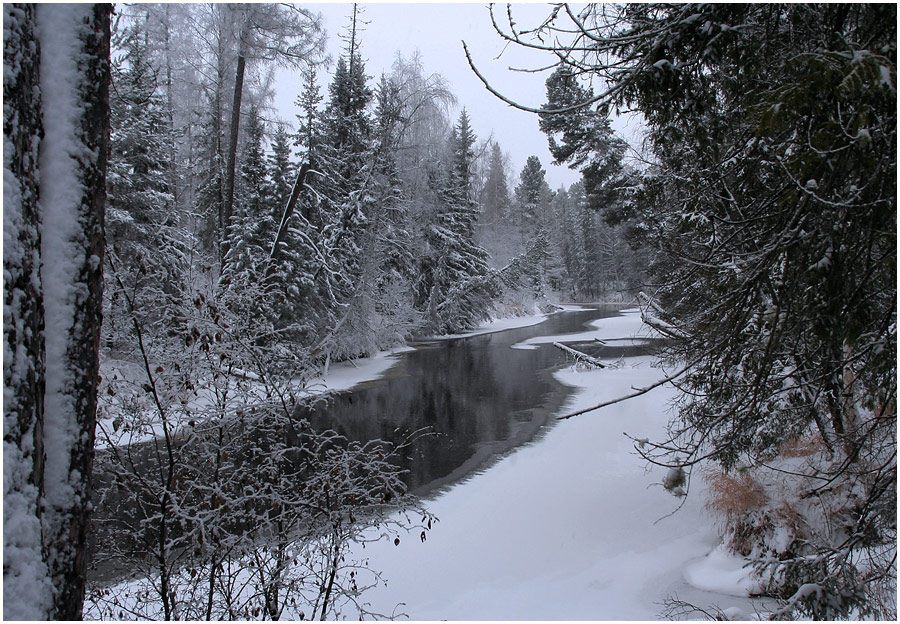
[
  {"left": 303, "top": 345, "right": 416, "bottom": 394},
  {"left": 94, "top": 305, "right": 583, "bottom": 449},
  {"left": 305, "top": 305, "right": 587, "bottom": 391},
  {"left": 344, "top": 308, "right": 763, "bottom": 620},
  {"left": 426, "top": 302, "right": 597, "bottom": 341}
]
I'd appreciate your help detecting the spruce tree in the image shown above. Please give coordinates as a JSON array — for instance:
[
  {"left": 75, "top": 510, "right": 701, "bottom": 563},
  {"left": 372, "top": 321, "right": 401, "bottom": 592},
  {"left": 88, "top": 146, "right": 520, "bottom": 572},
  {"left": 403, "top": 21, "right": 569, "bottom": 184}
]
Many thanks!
[
  {"left": 481, "top": 142, "right": 510, "bottom": 225},
  {"left": 107, "top": 19, "right": 177, "bottom": 259},
  {"left": 295, "top": 67, "right": 322, "bottom": 161},
  {"left": 513, "top": 156, "right": 553, "bottom": 299},
  {"left": 298, "top": 5, "right": 379, "bottom": 357},
  {"left": 513, "top": 156, "right": 548, "bottom": 234},
  {"left": 422, "top": 109, "right": 494, "bottom": 333},
  {"left": 222, "top": 108, "right": 270, "bottom": 286},
  {"left": 267, "top": 124, "right": 296, "bottom": 215},
  {"left": 105, "top": 16, "right": 183, "bottom": 351},
  {"left": 371, "top": 74, "right": 414, "bottom": 283}
]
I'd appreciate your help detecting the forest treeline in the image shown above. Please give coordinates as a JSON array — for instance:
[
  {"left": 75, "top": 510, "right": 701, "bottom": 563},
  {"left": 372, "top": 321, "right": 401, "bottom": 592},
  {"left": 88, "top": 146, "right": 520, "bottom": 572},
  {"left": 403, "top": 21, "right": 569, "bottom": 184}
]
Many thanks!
[
  {"left": 104, "top": 2, "right": 642, "bottom": 369},
  {"left": 6, "top": 3, "right": 894, "bottom": 620}
]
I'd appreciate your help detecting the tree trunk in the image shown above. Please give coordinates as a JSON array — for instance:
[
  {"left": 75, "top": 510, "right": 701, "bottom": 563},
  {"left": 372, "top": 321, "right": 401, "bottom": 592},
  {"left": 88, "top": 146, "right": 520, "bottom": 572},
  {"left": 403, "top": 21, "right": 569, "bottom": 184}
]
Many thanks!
[
  {"left": 221, "top": 52, "right": 245, "bottom": 268},
  {"left": 37, "top": 4, "right": 111, "bottom": 619},
  {"left": 3, "top": 4, "right": 110, "bottom": 619},
  {"left": 269, "top": 162, "right": 311, "bottom": 264},
  {"left": 552, "top": 342, "right": 606, "bottom": 368},
  {"left": 2, "top": 4, "right": 51, "bottom": 618}
]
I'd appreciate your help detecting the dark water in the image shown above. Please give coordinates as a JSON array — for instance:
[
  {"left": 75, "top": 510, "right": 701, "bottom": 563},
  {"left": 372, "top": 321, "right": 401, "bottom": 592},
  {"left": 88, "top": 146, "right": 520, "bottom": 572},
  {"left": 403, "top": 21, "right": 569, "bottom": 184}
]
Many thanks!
[{"left": 299, "top": 304, "right": 628, "bottom": 497}]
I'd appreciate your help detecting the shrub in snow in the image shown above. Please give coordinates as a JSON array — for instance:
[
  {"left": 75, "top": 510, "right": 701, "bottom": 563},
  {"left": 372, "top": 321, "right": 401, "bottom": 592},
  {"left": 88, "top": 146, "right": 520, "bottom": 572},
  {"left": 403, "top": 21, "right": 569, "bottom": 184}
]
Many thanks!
[
  {"left": 703, "top": 469, "right": 771, "bottom": 556},
  {"left": 702, "top": 432, "right": 896, "bottom": 620},
  {"left": 87, "top": 256, "right": 434, "bottom": 620}
]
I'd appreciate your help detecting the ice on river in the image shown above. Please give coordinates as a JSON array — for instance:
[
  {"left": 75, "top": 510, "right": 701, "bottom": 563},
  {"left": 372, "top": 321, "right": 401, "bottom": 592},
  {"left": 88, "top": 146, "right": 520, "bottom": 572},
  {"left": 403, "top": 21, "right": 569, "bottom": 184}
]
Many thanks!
[{"left": 345, "top": 308, "right": 761, "bottom": 620}]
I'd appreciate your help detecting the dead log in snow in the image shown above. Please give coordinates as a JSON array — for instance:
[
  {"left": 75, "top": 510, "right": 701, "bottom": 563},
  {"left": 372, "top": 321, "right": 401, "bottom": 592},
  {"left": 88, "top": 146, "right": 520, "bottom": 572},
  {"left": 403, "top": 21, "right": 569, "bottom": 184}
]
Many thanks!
[{"left": 553, "top": 342, "right": 606, "bottom": 368}]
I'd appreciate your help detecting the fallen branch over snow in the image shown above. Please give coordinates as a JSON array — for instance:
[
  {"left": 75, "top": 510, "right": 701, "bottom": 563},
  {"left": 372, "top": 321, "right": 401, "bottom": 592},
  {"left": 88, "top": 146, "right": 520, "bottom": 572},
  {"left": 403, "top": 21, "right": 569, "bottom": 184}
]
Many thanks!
[
  {"left": 553, "top": 342, "right": 606, "bottom": 369},
  {"left": 556, "top": 358, "right": 701, "bottom": 421}
]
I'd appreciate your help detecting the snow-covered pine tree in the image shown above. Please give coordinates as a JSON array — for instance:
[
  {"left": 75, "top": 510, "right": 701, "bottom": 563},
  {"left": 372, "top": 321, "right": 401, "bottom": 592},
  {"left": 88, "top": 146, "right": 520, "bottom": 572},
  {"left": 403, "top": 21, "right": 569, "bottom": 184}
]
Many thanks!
[
  {"left": 294, "top": 66, "right": 322, "bottom": 171},
  {"left": 513, "top": 156, "right": 548, "bottom": 234},
  {"left": 545, "top": 185, "right": 575, "bottom": 297},
  {"left": 513, "top": 156, "right": 553, "bottom": 300},
  {"left": 575, "top": 194, "right": 603, "bottom": 300},
  {"left": 267, "top": 124, "right": 296, "bottom": 216},
  {"left": 133, "top": 4, "right": 193, "bottom": 216},
  {"left": 345, "top": 73, "right": 420, "bottom": 350},
  {"left": 475, "top": 140, "right": 516, "bottom": 263},
  {"left": 108, "top": 17, "right": 176, "bottom": 247},
  {"left": 262, "top": 119, "right": 322, "bottom": 337},
  {"left": 371, "top": 74, "right": 414, "bottom": 283},
  {"left": 421, "top": 109, "right": 494, "bottom": 333},
  {"left": 105, "top": 16, "right": 184, "bottom": 349},
  {"left": 221, "top": 107, "right": 272, "bottom": 298},
  {"left": 481, "top": 141, "right": 511, "bottom": 226},
  {"left": 191, "top": 49, "right": 228, "bottom": 256},
  {"left": 303, "top": 6, "right": 380, "bottom": 359},
  {"left": 184, "top": 3, "right": 241, "bottom": 261},
  {"left": 539, "top": 65, "right": 628, "bottom": 223}
]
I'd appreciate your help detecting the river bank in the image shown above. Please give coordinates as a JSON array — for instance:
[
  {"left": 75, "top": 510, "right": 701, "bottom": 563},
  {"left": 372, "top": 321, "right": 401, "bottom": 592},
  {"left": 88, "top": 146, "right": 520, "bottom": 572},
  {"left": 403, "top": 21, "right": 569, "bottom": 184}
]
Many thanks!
[{"left": 94, "top": 304, "right": 578, "bottom": 450}]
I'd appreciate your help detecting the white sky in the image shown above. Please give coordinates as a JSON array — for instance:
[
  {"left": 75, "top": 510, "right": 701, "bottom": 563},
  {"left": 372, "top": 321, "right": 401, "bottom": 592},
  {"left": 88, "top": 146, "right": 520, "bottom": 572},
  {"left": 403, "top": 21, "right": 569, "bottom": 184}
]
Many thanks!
[{"left": 272, "top": 2, "right": 595, "bottom": 189}]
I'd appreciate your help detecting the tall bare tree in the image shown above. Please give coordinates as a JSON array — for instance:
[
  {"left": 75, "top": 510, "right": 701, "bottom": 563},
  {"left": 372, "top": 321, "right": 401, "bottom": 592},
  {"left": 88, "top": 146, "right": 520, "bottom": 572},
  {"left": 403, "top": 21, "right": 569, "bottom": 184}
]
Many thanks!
[{"left": 219, "top": 3, "right": 326, "bottom": 269}]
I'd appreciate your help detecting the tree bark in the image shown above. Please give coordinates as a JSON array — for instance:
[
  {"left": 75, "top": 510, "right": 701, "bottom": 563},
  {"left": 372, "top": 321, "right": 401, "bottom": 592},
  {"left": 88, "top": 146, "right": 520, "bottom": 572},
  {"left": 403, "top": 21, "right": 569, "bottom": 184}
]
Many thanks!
[
  {"left": 3, "top": 4, "right": 110, "bottom": 619},
  {"left": 221, "top": 52, "right": 245, "bottom": 268},
  {"left": 39, "top": 4, "right": 111, "bottom": 619},
  {"left": 269, "top": 162, "right": 311, "bottom": 264},
  {"left": 2, "top": 5, "right": 50, "bottom": 617}
]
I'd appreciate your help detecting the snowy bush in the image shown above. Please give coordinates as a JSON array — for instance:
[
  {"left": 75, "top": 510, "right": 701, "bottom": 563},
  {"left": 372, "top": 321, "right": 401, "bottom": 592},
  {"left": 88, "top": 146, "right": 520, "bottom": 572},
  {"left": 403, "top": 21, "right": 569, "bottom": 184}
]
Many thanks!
[
  {"left": 88, "top": 253, "right": 434, "bottom": 620},
  {"left": 702, "top": 431, "right": 897, "bottom": 620}
]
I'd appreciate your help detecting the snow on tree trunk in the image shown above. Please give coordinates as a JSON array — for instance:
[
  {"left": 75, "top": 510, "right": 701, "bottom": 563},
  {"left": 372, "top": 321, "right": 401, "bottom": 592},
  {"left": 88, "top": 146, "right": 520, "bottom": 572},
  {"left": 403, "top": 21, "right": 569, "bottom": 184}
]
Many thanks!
[
  {"left": 37, "top": 4, "right": 110, "bottom": 617},
  {"left": 3, "top": 4, "right": 51, "bottom": 619},
  {"left": 2, "top": 4, "right": 110, "bottom": 619}
]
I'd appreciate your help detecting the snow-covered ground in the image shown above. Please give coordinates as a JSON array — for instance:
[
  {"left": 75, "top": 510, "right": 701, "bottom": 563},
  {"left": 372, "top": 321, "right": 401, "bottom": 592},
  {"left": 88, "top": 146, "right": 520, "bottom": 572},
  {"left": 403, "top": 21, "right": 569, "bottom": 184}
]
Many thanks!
[
  {"left": 303, "top": 344, "right": 417, "bottom": 394},
  {"left": 343, "top": 309, "right": 764, "bottom": 620}
]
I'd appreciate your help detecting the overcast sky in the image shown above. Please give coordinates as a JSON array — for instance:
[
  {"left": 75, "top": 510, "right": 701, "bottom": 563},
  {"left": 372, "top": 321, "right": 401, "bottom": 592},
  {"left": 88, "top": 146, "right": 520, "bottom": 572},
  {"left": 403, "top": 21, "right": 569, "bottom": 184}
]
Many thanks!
[{"left": 273, "top": 2, "right": 594, "bottom": 189}]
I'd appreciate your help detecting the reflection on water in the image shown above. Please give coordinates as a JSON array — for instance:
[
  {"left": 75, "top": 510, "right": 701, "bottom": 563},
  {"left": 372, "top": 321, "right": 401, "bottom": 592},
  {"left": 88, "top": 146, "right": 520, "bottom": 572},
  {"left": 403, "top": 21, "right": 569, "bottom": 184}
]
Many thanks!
[{"left": 299, "top": 305, "right": 629, "bottom": 497}]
